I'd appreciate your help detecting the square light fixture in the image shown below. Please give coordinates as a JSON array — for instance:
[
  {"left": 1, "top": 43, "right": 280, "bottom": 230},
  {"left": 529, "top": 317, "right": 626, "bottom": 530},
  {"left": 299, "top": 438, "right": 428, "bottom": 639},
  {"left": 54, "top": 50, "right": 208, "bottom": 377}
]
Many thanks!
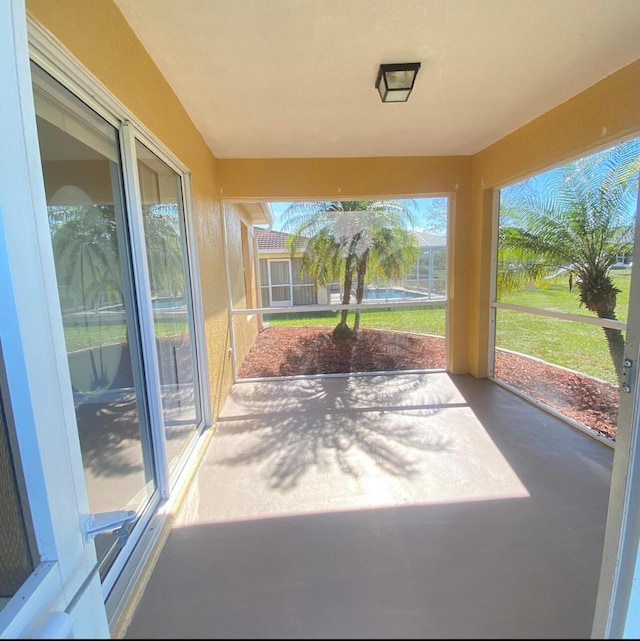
[{"left": 375, "top": 62, "right": 421, "bottom": 103}]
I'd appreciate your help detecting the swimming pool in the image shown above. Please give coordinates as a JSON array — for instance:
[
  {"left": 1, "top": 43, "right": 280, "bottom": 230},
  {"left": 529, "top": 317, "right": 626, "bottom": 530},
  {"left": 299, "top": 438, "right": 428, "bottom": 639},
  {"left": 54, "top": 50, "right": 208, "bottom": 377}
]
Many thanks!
[{"left": 363, "top": 288, "right": 428, "bottom": 301}]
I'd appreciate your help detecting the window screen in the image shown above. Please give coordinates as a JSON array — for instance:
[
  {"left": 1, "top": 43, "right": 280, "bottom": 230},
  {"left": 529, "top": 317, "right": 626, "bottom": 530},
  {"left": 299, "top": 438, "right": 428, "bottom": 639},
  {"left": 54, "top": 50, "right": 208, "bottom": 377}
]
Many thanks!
[{"left": 0, "top": 343, "right": 37, "bottom": 602}]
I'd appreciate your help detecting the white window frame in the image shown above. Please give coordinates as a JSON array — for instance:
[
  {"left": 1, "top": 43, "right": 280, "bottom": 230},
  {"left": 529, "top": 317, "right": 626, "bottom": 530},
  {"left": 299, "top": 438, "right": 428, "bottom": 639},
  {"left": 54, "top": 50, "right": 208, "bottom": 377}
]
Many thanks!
[{"left": 267, "top": 258, "right": 294, "bottom": 307}]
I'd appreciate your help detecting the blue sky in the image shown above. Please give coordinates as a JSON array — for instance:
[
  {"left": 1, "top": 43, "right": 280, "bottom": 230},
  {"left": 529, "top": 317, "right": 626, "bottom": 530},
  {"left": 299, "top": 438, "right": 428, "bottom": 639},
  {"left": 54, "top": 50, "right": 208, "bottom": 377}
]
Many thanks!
[{"left": 500, "top": 138, "right": 640, "bottom": 221}]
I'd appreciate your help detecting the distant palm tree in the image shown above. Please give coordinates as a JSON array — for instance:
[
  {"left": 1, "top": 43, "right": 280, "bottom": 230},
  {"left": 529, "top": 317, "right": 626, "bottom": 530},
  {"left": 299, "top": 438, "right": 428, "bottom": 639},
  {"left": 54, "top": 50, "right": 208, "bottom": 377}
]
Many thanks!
[
  {"left": 50, "top": 204, "right": 120, "bottom": 310},
  {"left": 282, "top": 200, "right": 419, "bottom": 338},
  {"left": 50, "top": 203, "right": 122, "bottom": 392},
  {"left": 498, "top": 139, "right": 640, "bottom": 382},
  {"left": 51, "top": 202, "right": 187, "bottom": 393},
  {"left": 141, "top": 203, "right": 185, "bottom": 300}
]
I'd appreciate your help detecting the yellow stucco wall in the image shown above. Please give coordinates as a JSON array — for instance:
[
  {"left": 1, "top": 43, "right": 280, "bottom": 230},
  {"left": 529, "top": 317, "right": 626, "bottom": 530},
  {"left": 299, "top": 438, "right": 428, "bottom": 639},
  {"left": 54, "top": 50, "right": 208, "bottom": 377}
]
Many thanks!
[
  {"left": 470, "top": 58, "right": 640, "bottom": 377},
  {"left": 223, "top": 203, "right": 261, "bottom": 373},
  {"left": 26, "top": 0, "right": 235, "bottom": 416}
]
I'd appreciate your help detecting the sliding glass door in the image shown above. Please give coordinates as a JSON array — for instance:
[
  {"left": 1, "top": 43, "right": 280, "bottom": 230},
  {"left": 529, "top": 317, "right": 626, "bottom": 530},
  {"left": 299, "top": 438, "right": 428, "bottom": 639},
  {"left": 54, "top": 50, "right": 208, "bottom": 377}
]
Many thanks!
[
  {"left": 30, "top": 61, "right": 204, "bottom": 589},
  {"left": 32, "top": 63, "right": 157, "bottom": 579}
]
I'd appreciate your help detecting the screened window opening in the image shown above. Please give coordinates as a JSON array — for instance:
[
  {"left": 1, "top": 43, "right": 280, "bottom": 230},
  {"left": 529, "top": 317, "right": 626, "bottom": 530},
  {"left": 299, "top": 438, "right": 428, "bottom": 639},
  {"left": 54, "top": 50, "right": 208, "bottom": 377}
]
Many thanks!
[
  {"left": 491, "top": 138, "right": 640, "bottom": 441},
  {"left": 230, "top": 197, "right": 449, "bottom": 379}
]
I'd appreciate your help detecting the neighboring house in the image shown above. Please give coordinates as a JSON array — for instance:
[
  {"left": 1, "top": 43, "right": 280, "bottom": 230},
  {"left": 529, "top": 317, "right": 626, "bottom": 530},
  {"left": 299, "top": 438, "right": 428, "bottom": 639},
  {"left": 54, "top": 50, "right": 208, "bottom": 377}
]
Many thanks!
[
  {"left": 256, "top": 229, "right": 326, "bottom": 306},
  {"left": 256, "top": 229, "right": 447, "bottom": 307},
  {"left": 613, "top": 228, "right": 635, "bottom": 267}
]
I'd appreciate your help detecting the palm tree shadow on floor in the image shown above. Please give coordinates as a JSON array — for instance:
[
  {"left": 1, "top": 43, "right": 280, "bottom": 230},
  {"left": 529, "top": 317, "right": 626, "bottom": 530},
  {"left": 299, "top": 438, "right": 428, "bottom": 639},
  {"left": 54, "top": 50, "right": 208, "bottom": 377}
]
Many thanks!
[{"left": 215, "top": 373, "right": 458, "bottom": 490}]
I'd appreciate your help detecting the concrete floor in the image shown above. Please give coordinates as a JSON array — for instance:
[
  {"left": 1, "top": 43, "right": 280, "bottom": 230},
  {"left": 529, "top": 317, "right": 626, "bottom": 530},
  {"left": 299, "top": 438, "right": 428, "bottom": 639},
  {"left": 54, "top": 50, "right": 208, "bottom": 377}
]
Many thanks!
[{"left": 124, "top": 372, "right": 613, "bottom": 639}]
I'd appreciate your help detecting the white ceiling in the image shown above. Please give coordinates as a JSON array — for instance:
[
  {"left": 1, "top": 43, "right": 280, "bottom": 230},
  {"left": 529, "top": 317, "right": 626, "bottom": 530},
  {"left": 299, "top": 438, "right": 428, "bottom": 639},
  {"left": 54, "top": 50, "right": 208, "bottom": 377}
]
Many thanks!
[{"left": 114, "top": 0, "right": 640, "bottom": 159}]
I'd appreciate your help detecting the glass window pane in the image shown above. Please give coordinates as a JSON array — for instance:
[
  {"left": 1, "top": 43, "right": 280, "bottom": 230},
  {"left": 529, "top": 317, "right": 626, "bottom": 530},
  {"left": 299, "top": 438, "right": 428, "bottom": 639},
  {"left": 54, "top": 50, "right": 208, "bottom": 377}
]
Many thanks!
[
  {"left": 32, "top": 63, "right": 157, "bottom": 576},
  {"left": 292, "top": 258, "right": 313, "bottom": 285},
  {"left": 135, "top": 141, "right": 201, "bottom": 473},
  {"left": 259, "top": 259, "right": 268, "bottom": 284},
  {"left": 260, "top": 286, "right": 271, "bottom": 307},
  {"left": 292, "top": 285, "right": 316, "bottom": 305},
  {"left": 271, "top": 286, "right": 290, "bottom": 303}
]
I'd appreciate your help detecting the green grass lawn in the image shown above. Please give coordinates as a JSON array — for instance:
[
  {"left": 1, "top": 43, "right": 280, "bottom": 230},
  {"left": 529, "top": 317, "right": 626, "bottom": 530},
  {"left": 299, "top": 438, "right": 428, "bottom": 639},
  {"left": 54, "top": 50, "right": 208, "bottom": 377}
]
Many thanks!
[
  {"left": 63, "top": 318, "right": 188, "bottom": 352},
  {"left": 266, "top": 268, "right": 632, "bottom": 385},
  {"left": 265, "top": 305, "right": 447, "bottom": 337},
  {"left": 495, "top": 269, "right": 630, "bottom": 384},
  {"left": 63, "top": 269, "right": 631, "bottom": 385},
  {"left": 497, "top": 268, "right": 631, "bottom": 321}
]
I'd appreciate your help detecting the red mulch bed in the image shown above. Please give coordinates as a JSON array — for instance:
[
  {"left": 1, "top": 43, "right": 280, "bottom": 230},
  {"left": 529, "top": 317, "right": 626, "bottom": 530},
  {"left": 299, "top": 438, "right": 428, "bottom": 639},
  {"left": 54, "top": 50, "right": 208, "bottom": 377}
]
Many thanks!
[
  {"left": 238, "top": 325, "right": 618, "bottom": 441},
  {"left": 493, "top": 349, "right": 618, "bottom": 441}
]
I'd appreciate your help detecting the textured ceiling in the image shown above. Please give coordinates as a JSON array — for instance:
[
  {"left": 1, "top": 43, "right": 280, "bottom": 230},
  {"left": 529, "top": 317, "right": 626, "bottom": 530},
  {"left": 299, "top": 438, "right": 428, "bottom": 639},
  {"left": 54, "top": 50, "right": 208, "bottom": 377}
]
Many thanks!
[{"left": 114, "top": 0, "right": 640, "bottom": 159}]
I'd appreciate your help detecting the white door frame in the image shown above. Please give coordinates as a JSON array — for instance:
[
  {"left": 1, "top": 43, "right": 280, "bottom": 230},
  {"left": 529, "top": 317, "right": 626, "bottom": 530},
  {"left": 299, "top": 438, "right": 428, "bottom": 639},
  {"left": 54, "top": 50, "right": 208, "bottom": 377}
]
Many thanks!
[{"left": 592, "top": 185, "right": 640, "bottom": 638}]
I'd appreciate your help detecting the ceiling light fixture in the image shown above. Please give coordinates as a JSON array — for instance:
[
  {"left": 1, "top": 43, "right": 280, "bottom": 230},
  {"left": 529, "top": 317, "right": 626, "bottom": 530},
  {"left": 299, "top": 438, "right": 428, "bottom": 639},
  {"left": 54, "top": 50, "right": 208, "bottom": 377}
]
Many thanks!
[{"left": 375, "top": 62, "right": 421, "bottom": 103}]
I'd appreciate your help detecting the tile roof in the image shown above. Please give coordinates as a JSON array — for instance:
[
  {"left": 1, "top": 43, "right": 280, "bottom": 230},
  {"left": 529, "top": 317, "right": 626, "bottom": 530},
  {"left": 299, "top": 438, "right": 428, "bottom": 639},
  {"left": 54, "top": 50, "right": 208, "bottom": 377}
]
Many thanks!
[
  {"left": 255, "top": 230, "right": 293, "bottom": 252},
  {"left": 255, "top": 228, "right": 446, "bottom": 252}
]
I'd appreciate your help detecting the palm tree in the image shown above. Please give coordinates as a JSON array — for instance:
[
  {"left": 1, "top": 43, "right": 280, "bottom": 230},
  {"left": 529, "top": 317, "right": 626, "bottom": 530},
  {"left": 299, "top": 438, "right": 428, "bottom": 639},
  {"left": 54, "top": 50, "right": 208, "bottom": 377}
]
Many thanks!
[
  {"left": 141, "top": 203, "right": 185, "bottom": 301},
  {"left": 50, "top": 198, "right": 189, "bottom": 396},
  {"left": 282, "top": 200, "right": 419, "bottom": 338},
  {"left": 50, "top": 203, "right": 123, "bottom": 392},
  {"left": 50, "top": 204, "right": 120, "bottom": 312},
  {"left": 498, "top": 140, "right": 640, "bottom": 382}
]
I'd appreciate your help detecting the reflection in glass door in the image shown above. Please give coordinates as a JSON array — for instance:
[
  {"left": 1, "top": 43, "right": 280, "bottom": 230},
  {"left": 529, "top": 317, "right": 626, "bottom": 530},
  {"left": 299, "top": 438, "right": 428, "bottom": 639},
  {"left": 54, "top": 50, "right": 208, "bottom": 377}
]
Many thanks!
[
  {"left": 135, "top": 141, "right": 201, "bottom": 473},
  {"left": 31, "top": 63, "right": 157, "bottom": 579}
]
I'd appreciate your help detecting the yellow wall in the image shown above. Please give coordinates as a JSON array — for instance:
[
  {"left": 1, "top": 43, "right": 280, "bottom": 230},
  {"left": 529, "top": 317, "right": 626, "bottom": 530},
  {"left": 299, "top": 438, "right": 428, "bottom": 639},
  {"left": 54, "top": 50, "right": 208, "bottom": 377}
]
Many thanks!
[
  {"left": 217, "top": 156, "right": 468, "bottom": 201},
  {"left": 224, "top": 204, "right": 261, "bottom": 373},
  {"left": 27, "top": 0, "right": 235, "bottom": 415},
  {"left": 470, "top": 58, "right": 640, "bottom": 376}
]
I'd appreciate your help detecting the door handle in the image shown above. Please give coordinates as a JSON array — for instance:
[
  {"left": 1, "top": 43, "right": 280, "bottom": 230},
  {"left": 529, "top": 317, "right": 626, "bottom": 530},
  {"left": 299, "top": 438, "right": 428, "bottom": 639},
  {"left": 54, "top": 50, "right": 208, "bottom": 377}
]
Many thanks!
[{"left": 85, "top": 509, "right": 136, "bottom": 542}]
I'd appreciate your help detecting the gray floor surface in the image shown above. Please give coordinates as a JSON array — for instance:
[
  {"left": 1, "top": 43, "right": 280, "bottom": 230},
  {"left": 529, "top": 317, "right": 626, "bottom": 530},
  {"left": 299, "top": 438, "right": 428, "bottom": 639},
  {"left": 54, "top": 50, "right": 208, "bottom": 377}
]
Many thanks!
[{"left": 124, "top": 372, "right": 613, "bottom": 639}]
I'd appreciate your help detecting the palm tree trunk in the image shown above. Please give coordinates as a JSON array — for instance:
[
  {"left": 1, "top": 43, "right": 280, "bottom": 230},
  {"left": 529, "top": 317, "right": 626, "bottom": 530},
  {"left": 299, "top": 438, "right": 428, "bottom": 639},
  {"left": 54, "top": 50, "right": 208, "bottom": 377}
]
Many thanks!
[
  {"left": 579, "top": 275, "right": 625, "bottom": 386},
  {"left": 353, "top": 251, "right": 369, "bottom": 334},
  {"left": 339, "top": 269, "right": 353, "bottom": 325},
  {"left": 333, "top": 258, "right": 355, "bottom": 339}
]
